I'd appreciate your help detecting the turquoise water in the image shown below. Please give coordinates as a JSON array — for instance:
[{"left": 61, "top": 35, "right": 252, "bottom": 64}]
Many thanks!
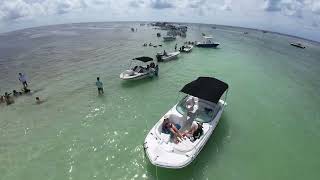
[{"left": 1, "top": 22, "right": 320, "bottom": 180}]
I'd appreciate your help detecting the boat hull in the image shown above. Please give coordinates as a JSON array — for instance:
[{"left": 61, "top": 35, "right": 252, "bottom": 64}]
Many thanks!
[
  {"left": 120, "top": 72, "right": 154, "bottom": 81},
  {"left": 290, "top": 43, "right": 305, "bottom": 49},
  {"left": 144, "top": 100, "right": 226, "bottom": 169},
  {"left": 196, "top": 43, "right": 219, "bottom": 48}
]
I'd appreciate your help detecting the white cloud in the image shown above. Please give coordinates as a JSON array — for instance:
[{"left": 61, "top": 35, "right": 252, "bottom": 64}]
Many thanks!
[
  {"left": 0, "top": 0, "right": 88, "bottom": 21},
  {"left": 311, "top": 1, "right": 320, "bottom": 14}
]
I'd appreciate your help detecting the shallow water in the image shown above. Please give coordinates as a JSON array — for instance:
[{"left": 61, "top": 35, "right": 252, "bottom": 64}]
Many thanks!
[{"left": 1, "top": 22, "right": 320, "bottom": 180}]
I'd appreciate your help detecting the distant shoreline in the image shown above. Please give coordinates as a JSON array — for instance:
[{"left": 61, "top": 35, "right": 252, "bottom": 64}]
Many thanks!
[{"left": 1, "top": 21, "right": 319, "bottom": 44}]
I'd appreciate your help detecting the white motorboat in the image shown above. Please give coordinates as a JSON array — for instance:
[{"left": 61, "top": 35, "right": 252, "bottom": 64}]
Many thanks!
[
  {"left": 196, "top": 36, "right": 220, "bottom": 48},
  {"left": 156, "top": 51, "right": 180, "bottom": 62},
  {"left": 120, "top": 57, "right": 159, "bottom": 81},
  {"left": 163, "top": 36, "right": 176, "bottom": 41},
  {"left": 290, "top": 42, "right": 306, "bottom": 49},
  {"left": 144, "top": 77, "right": 229, "bottom": 169},
  {"left": 180, "top": 45, "right": 193, "bottom": 53}
]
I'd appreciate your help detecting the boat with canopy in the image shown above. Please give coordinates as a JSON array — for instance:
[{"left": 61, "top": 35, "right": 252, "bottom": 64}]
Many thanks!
[
  {"left": 144, "top": 77, "right": 229, "bottom": 168},
  {"left": 120, "top": 56, "right": 159, "bottom": 81}
]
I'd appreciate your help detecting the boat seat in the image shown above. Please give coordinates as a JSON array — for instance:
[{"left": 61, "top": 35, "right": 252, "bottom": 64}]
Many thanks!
[
  {"left": 173, "top": 123, "right": 210, "bottom": 152},
  {"left": 155, "top": 113, "right": 184, "bottom": 143}
]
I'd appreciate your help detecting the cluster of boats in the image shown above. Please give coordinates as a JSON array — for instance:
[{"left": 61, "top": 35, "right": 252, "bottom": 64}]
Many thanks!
[{"left": 121, "top": 24, "right": 228, "bottom": 169}]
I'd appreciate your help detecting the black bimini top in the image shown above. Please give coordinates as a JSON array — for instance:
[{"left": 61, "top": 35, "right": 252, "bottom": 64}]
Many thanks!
[
  {"left": 180, "top": 77, "right": 229, "bottom": 103},
  {"left": 133, "top": 56, "right": 153, "bottom": 62}
]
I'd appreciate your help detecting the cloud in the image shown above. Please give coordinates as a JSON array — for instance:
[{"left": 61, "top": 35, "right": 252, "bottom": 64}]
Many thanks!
[
  {"left": 312, "top": 1, "right": 320, "bottom": 14},
  {"left": 263, "top": 0, "right": 282, "bottom": 11},
  {"left": 263, "top": 0, "right": 306, "bottom": 17},
  {"left": 129, "top": 0, "right": 144, "bottom": 8},
  {"left": 221, "top": 0, "right": 232, "bottom": 11},
  {"left": 0, "top": 0, "right": 87, "bottom": 21},
  {"left": 188, "top": 0, "right": 207, "bottom": 9},
  {"left": 150, "top": 0, "right": 174, "bottom": 9}
]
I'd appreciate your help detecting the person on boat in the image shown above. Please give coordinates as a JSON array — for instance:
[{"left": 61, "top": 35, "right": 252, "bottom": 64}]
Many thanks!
[
  {"left": 4, "top": 92, "right": 14, "bottom": 105},
  {"left": 163, "top": 50, "right": 167, "bottom": 56},
  {"left": 13, "top": 90, "right": 20, "bottom": 97},
  {"left": 175, "top": 44, "right": 177, "bottom": 51},
  {"left": 18, "top": 73, "right": 28, "bottom": 88},
  {"left": 183, "top": 121, "right": 203, "bottom": 142},
  {"left": 96, "top": 77, "right": 104, "bottom": 95},
  {"left": 162, "top": 116, "right": 184, "bottom": 143}
]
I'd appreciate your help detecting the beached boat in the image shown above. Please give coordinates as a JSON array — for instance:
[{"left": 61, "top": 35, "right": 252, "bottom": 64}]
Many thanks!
[
  {"left": 144, "top": 77, "right": 229, "bottom": 169},
  {"left": 290, "top": 42, "right": 305, "bottom": 49},
  {"left": 120, "top": 57, "right": 158, "bottom": 81},
  {"left": 180, "top": 45, "right": 193, "bottom": 53},
  {"left": 163, "top": 36, "right": 176, "bottom": 41},
  {"left": 156, "top": 51, "right": 180, "bottom": 62},
  {"left": 196, "top": 36, "right": 220, "bottom": 48}
]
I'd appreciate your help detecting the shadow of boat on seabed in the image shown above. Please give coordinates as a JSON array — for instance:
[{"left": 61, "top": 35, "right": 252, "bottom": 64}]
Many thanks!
[{"left": 146, "top": 113, "right": 231, "bottom": 180}]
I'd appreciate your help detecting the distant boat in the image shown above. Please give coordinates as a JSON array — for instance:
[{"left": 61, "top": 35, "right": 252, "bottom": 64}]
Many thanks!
[
  {"left": 202, "top": 33, "right": 206, "bottom": 36},
  {"left": 163, "top": 36, "right": 176, "bottom": 41},
  {"left": 156, "top": 51, "right": 180, "bottom": 62},
  {"left": 180, "top": 45, "right": 193, "bottom": 53},
  {"left": 196, "top": 36, "right": 220, "bottom": 48},
  {"left": 290, "top": 42, "right": 306, "bottom": 49},
  {"left": 262, "top": 30, "right": 268, "bottom": 33},
  {"left": 244, "top": 32, "right": 248, "bottom": 34},
  {"left": 131, "top": 28, "right": 135, "bottom": 32}
]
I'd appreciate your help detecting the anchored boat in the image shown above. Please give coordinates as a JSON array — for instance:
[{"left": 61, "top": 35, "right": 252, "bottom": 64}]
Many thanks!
[
  {"left": 144, "top": 77, "right": 229, "bottom": 169},
  {"left": 120, "top": 57, "right": 159, "bottom": 81},
  {"left": 156, "top": 51, "right": 180, "bottom": 62},
  {"left": 196, "top": 36, "right": 220, "bottom": 48},
  {"left": 180, "top": 45, "right": 193, "bottom": 53},
  {"left": 290, "top": 42, "right": 306, "bottom": 49},
  {"left": 163, "top": 36, "right": 176, "bottom": 41}
]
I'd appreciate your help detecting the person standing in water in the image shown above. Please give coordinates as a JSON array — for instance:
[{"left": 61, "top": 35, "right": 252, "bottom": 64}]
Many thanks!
[
  {"left": 95, "top": 77, "right": 104, "bottom": 95},
  {"left": 18, "top": 73, "right": 28, "bottom": 88}
]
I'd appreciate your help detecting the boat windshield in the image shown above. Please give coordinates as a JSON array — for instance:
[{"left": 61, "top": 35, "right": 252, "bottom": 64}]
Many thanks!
[{"left": 176, "top": 96, "right": 219, "bottom": 123}]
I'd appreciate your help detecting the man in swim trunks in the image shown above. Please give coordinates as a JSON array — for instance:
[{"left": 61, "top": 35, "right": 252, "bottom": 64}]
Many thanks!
[
  {"left": 18, "top": 73, "right": 28, "bottom": 88},
  {"left": 96, "top": 77, "right": 104, "bottom": 95}
]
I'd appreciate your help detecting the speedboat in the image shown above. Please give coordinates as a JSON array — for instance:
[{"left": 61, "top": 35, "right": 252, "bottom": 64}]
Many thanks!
[
  {"left": 156, "top": 51, "right": 180, "bottom": 62},
  {"left": 120, "top": 57, "right": 159, "bottom": 81},
  {"left": 180, "top": 45, "right": 193, "bottom": 53},
  {"left": 163, "top": 36, "right": 176, "bottom": 41},
  {"left": 196, "top": 36, "right": 220, "bottom": 48},
  {"left": 290, "top": 42, "right": 306, "bottom": 49},
  {"left": 144, "top": 77, "right": 229, "bottom": 169}
]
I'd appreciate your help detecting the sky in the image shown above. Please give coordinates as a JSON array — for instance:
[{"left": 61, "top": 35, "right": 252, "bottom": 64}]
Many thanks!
[{"left": 0, "top": 0, "right": 320, "bottom": 41}]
